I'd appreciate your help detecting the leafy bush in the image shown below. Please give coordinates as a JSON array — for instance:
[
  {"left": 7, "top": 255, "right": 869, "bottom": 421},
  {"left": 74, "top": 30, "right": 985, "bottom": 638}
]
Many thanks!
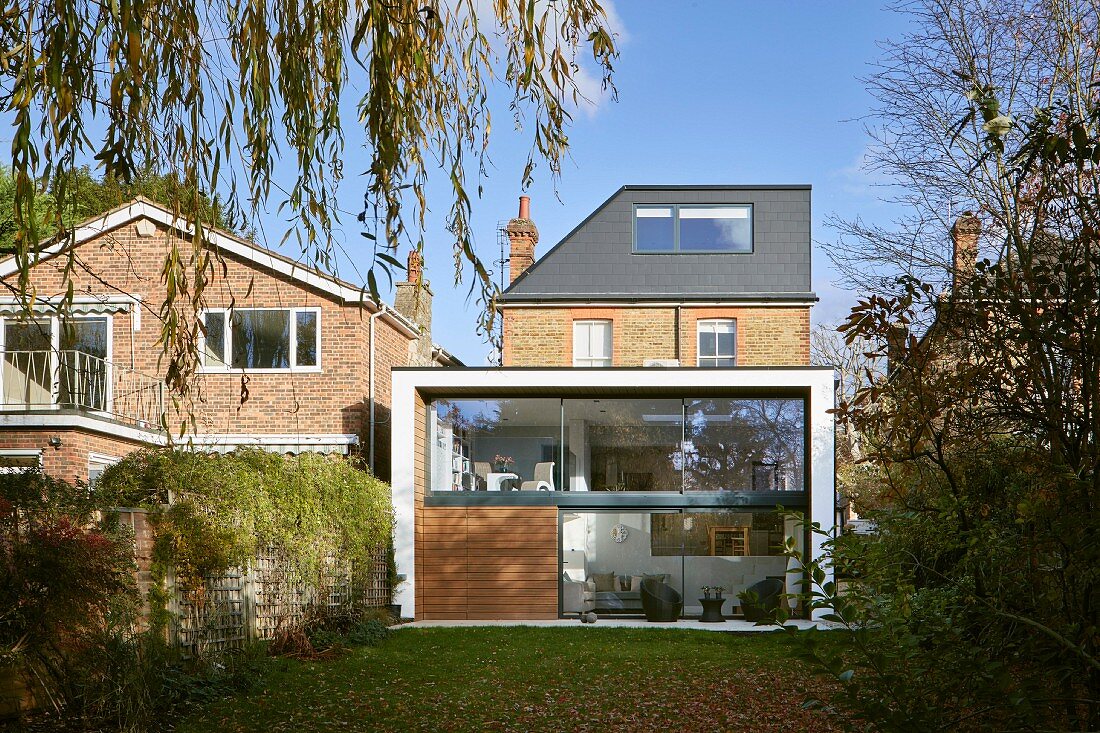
[
  {"left": 97, "top": 448, "right": 393, "bottom": 594},
  {"left": 779, "top": 444, "right": 1099, "bottom": 731},
  {"left": 0, "top": 470, "right": 139, "bottom": 724}
]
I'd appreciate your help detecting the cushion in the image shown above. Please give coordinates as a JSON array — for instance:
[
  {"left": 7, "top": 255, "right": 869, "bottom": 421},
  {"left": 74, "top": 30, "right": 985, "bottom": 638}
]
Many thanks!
[
  {"left": 590, "top": 571, "right": 616, "bottom": 593},
  {"left": 563, "top": 568, "right": 585, "bottom": 583},
  {"left": 641, "top": 573, "right": 670, "bottom": 586},
  {"left": 629, "top": 575, "right": 644, "bottom": 592}
]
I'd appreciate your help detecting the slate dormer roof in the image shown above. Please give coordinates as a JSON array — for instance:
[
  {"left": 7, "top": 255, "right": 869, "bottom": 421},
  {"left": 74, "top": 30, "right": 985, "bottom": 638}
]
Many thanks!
[{"left": 499, "top": 185, "right": 815, "bottom": 304}]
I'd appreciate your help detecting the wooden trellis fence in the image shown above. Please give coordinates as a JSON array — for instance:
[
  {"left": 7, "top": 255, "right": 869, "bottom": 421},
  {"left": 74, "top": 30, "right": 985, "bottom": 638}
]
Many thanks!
[{"left": 116, "top": 509, "right": 390, "bottom": 656}]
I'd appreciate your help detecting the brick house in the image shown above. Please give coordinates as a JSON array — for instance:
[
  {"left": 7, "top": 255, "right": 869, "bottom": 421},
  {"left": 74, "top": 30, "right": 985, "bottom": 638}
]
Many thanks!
[
  {"left": 0, "top": 197, "right": 458, "bottom": 485},
  {"left": 390, "top": 185, "right": 835, "bottom": 621}
]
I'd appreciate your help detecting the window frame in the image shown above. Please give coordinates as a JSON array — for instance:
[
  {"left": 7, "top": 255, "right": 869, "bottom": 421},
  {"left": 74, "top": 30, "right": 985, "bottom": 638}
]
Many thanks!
[
  {"left": 632, "top": 203, "right": 754, "bottom": 254},
  {"left": 572, "top": 319, "right": 613, "bottom": 368},
  {"left": 1, "top": 314, "right": 114, "bottom": 412},
  {"left": 198, "top": 306, "right": 322, "bottom": 373},
  {"left": 696, "top": 319, "right": 737, "bottom": 367},
  {"left": 0, "top": 449, "right": 42, "bottom": 474}
]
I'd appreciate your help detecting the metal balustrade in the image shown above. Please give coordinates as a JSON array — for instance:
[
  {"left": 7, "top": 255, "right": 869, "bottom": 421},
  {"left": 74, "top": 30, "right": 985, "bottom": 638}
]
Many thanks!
[{"left": 1, "top": 349, "right": 164, "bottom": 428}]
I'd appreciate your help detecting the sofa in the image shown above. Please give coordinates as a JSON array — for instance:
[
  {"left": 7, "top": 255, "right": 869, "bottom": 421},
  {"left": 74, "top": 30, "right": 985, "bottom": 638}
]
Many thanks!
[{"left": 562, "top": 570, "right": 671, "bottom": 615}]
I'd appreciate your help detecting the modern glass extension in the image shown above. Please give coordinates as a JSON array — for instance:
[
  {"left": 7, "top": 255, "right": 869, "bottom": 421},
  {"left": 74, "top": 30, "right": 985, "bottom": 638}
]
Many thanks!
[{"left": 427, "top": 396, "right": 806, "bottom": 494}]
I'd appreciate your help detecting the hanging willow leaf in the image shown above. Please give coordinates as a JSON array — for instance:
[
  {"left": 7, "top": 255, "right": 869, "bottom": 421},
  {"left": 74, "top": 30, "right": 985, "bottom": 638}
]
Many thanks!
[{"left": 0, "top": 0, "right": 619, "bottom": 395}]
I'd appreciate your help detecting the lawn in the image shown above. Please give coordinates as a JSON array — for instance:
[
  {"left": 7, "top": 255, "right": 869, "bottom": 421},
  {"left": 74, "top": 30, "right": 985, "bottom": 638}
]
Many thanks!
[{"left": 177, "top": 627, "right": 839, "bottom": 733}]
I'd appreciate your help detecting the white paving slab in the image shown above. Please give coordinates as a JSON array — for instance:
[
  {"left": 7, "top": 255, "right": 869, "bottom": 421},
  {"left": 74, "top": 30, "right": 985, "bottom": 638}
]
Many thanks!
[{"left": 399, "top": 618, "right": 839, "bottom": 632}]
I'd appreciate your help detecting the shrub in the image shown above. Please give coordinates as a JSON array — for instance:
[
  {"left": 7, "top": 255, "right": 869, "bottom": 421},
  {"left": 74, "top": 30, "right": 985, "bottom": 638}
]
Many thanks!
[{"left": 0, "top": 470, "right": 139, "bottom": 725}]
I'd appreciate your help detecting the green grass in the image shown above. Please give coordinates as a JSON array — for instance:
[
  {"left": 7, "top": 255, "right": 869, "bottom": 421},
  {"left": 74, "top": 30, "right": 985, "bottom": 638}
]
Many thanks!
[{"left": 177, "top": 627, "right": 838, "bottom": 733}]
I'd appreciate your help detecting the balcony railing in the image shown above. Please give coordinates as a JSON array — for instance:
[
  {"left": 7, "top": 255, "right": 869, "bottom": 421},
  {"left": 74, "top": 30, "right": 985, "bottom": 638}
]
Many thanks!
[{"left": 1, "top": 349, "right": 165, "bottom": 428}]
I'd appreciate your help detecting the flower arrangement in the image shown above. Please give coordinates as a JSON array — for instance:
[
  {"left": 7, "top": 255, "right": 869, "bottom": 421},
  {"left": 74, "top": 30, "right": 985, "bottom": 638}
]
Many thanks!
[
  {"left": 701, "top": 585, "right": 727, "bottom": 599},
  {"left": 492, "top": 454, "right": 514, "bottom": 471}
]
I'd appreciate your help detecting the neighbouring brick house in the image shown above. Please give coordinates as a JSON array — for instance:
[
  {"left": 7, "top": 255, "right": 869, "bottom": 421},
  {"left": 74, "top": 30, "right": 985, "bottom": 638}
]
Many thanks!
[
  {"left": 391, "top": 185, "right": 836, "bottom": 621},
  {"left": 0, "top": 197, "right": 458, "bottom": 485},
  {"left": 499, "top": 186, "right": 813, "bottom": 368}
]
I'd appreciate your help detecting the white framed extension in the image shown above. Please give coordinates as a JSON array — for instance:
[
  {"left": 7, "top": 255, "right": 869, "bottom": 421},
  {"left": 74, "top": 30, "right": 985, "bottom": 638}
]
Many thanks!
[{"left": 390, "top": 367, "right": 836, "bottom": 620}]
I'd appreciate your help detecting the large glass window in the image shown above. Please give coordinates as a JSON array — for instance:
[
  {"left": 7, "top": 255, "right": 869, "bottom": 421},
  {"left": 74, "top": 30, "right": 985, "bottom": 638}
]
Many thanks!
[
  {"left": 684, "top": 398, "right": 805, "bottom": 492},
  {"left": 633, "top": 204, "right": 753, "bottom": 253},
  {"left": 429, "top": 398, "right": 562, "bottom": 491},
  {"left": 201, "top": 308, "right": 320, "bottom": 371},
  {"left": 427, "top": 396, "right": 806, "bottom": 494},
  {"left": 562, "top": 509, "right": 803, "bottom": 618},
  {"left": 697, "top": 320, "right": 736, "bottom": 367},
  {"left": 563, "top": 399, "right": 683, "bottom": 492},
  {"left": 572, "top": 320, "right": 612, "bottom": 367}
]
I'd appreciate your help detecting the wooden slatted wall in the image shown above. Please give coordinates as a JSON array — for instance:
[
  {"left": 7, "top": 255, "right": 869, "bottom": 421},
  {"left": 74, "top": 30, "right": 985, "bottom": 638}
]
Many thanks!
[{"left": 419, "top": 506, "right": 559, "bottom": 620}]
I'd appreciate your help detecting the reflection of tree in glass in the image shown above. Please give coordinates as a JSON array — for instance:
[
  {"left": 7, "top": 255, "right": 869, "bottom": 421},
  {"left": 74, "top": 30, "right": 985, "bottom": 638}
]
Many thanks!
[
  {"left": 567, "top": 400, "right": 683, "bottom": 492},
  {"left": 684, "top": 399, "right": 804, "bottom": 491},
  {"left": 231, "top": 311, "right": 290, "bottom": 369}
]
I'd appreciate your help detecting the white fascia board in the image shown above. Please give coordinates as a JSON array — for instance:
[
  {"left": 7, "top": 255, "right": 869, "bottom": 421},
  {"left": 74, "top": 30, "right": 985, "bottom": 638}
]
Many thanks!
[
  {"left": 390, "top": 367, "right": 837, "bottom": 620},
  {"left": 0, "top": 413, "right": 167, "bottom": 445},
  {"left": 496, "top": 299, "right": 818, "bottom": 308},
  {"left": 183, "top": 433, "right": 359, "bottom": 448},
  {"left": 0, "top": 200, "right": 420, "bottom": 340}
]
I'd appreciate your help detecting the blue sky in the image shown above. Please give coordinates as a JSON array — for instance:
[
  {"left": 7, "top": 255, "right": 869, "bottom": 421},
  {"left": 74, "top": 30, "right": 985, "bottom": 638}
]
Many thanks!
[
  {"left": 19, "top": 2, "right": 913, "bottom": 366},
  {"left": 308, "top": 1, "right": 914, "bottom": 365}
]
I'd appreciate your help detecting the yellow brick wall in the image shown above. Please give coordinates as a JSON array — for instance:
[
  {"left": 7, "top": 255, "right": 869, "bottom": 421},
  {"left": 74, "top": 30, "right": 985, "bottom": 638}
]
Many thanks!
[{"left": 502, "top": 305, "right": 810, "bottom": 367}]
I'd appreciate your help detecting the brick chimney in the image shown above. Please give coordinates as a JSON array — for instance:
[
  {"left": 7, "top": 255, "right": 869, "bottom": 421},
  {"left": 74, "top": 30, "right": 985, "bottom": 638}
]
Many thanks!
[
  {"left": 393, "top": 249, "right": 434, "bottom": 365},
  {"left": 507, "top": 195, "right": 539, "bottom": 285},
  {"left": 885, "top": 322, "right": 909, "bottom": 376},
  {"left": 951, "top": 211, "right": 981, "bottom": 293}
]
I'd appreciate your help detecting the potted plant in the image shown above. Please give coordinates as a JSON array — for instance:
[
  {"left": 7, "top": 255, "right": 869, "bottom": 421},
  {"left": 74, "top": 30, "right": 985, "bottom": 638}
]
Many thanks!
[{"left": 492, "top": 454, "right": 514, "bottom": 472}]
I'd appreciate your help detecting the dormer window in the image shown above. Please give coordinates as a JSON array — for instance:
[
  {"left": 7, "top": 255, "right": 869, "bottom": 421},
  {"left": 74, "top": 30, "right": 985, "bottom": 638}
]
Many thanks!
[{"left": 633, "top": 204, "right": 753, "bottom": 253}]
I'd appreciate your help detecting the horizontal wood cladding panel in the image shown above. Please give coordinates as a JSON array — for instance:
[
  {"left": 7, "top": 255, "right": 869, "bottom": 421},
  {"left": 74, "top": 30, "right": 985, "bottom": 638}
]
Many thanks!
[
  {"left": 468, "top": 581, "right": 557, "bottom": 592},
  {"left": 420, "top": 611, "right": 467, "bottom": 620},
  {"left": 462, "top": 555, "right": 557, "bottom": 569},
  {"left": 423, "top": 508, "right": 471, "bottom": 520},
  {"left": 466, "top": 609, "right": 558, "bottom": 619},
  {"left": 415, "top": 505, "right": 561, "bottom": 621},
  {"left": 466, "top": 570, "right": 558, "bottom": 580}
]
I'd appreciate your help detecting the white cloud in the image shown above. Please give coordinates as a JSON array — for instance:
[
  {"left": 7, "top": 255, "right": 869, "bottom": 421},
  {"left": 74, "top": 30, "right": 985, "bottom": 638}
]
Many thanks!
[{"left": 451, "top": 0, "right": 628, "bottom": 118}]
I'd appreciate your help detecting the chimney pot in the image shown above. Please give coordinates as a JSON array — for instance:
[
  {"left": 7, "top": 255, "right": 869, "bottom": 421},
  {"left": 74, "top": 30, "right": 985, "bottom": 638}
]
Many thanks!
[
  {"left": 506, "top": 196, "right": 539, "bottom": 285},
  {"left": 406, "top": 249, "right": 423, "bottom": 284}
]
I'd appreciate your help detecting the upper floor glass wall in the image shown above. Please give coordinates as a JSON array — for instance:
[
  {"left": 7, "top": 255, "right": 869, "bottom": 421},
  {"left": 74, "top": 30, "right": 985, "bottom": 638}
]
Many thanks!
[
  {"left": 427, "top": 395, "right": 805, "bottom": 494},
  {"left": 430, "top": 398, "right": 562, "bottom": 492}
]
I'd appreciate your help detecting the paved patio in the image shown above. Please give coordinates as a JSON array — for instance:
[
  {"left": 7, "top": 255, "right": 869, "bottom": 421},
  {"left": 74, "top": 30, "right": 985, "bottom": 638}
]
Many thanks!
[{"left": 401, "top": 618, "right": 839, "bottom": 632}]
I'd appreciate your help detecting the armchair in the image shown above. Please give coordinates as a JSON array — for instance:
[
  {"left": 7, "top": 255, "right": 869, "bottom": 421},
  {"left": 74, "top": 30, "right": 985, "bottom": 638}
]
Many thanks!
[{"left": 520, "top": 461, "right": 556, "bottom": 491}]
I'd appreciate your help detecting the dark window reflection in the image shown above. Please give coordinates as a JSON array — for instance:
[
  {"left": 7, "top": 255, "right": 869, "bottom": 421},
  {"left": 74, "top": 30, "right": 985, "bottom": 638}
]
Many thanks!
[
  {"left": 684, "top": 398, "right": 804, "bottom": 491},
  {"left": 231, "top": 310, "right": 290, "bottom": 369}
]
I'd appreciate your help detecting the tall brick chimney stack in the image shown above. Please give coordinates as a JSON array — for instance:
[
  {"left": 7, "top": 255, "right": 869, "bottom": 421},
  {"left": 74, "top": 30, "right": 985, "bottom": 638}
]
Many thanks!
[
  {"left": 393, "top": 249, "right": 433, "bottom": 364},
  {"left": 952, "top": 211, "right": 981, "bottom": 293},
  {"left": 507, "top": 195, "right": 539, "bottom": 285}
]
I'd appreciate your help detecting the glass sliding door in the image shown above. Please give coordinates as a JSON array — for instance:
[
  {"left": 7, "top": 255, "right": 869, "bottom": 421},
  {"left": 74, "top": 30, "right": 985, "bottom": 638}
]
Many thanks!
[
  {"left": 561, "top": 510, "right": 683, "bottom": 617},
  {"left": 3, "top": 321, "right": 53, "bottom": 407},
  {"left": 59, "top": 318, "right": 109, "bottom": 410},
  {"left": 429, "top": 398, "right": 562, "bottom": 491},
  {"left": 676, "top": 509, "right": 802, "bottom": 618},
  {"left": 562, "top": 509, "right": 806, "bottom": 619},
  {"left": 562, "top": 399, "right": 683, "bottom": 492}
]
